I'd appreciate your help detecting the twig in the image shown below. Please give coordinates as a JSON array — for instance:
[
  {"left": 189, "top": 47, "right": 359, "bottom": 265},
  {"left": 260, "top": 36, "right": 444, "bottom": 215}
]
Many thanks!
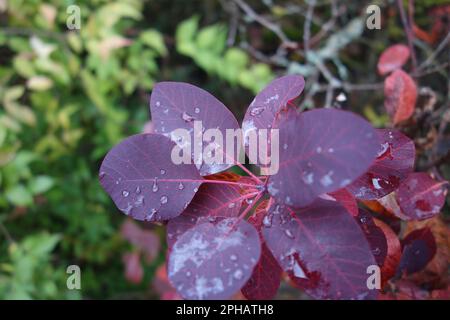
[{"left": 233, "top": 0, "right": 296, "bottom": 48}]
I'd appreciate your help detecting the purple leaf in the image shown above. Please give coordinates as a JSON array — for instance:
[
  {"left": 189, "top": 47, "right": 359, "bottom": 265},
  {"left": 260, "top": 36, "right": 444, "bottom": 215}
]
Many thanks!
[
  {"left": 347, "top": 129, "right": 415, "bottom": 200},
  {"left": 396, "top": 173, "right": 448, "bottom": 220},
  {"left": 262, "top": 199, "right": 378, "bottom": 299},
  {"left": 99, "top": 134, "right": 203, "bottom": 222},
  {"left": 149, "top": 82, "right": 240, "bottom": 176},
  {"left": 397, "top": 227, "right": 437, "bottom": 275},
  {"left": 168, "top": 218, "right": 261, "bottom": 300},
  {"left": 166, "top": 183, "right": 243, "bottom": 248},
  {"left": 242, "top": 75, "right": 305, "bottom": 168},
  {"left": 267, "top": 109, "right": 379, "bottom": 207}
]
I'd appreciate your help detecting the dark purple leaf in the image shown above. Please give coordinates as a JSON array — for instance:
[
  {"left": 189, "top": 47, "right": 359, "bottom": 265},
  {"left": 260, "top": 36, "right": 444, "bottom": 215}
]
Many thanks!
[
  {"left": 396, "top": 173, "right": 448, "bottom": 220},
  {"left": 242, "top": 75, "right": 305, "bottom": 168},
  {"left": 262, "top": 199, "right": 379, "bottom": 299},
  {"left": 267, "top": 109, "right": 379, "bottom": 207},
  {"left": 149, "top": 82, "right": 240, "bottom": 176},
  {"left": 241, "top": 202, "right": 282, "bottom": 300},
  {"left": 397, "top": 227, "right": 437, "bottom": 276},
  {"left": 168, "top": 218, "right": 261, "bottom": 300},
  {"left": 355, "top": 209, "right": 388, "bottom": 266},
  {"left": 347, "top": 129, "right": 415, "bottom": 200},
  {"left": 166, "top": 183, "right": 243, "bottom": 248},
  {"left": 99, "top": 134, "right": 203, "bottom": 222}
]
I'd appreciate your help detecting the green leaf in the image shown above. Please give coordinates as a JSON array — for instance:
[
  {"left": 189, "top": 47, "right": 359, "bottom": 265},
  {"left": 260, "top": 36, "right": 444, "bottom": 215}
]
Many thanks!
[
  {"left": 28, "top": 176, "right": 54, "bottom": 195},
  {"left": 140, "top": 30, "right": 167, "bottom": 56},
  {"left": 5, "top": 185, "right": 33, "bottom": 206}
]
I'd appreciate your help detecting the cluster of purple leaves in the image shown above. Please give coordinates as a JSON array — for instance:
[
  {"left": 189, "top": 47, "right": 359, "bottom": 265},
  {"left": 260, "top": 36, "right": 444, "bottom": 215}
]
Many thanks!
[{"left": 99, "top": 75, "right": 448, "bottom": 300}]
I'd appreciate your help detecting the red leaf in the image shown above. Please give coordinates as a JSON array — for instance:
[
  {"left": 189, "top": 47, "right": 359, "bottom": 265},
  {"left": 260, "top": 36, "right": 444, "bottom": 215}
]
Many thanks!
[
  {"left": 262, "top": 199, "right": 378, "bottom": 299},
  {"left": 373, "top": 218, "right": 402, "bottom": 286},
  {"left": 152, "top": 263, "right": 182, "bottom": 300},
  {"left": 377, "top": 44, "right": 410, "bottom": 75},
  {"left": 241, "top": 201, "right": 282, "bottom": 300},
  {"left": 166, "top": 182, "right": 243, "bottom": 247},
  {"left": 355, "top": 209, "right": 388, "bottom": 267},
  {"left": 122, "top": 252, "right": 144, "bottom": 284},
  {"left": 396, "top": 173, "right": 448, "bottom": 220},
  {"left": 328, "top": 188, "right": 359, "bottom": 217},
  {"left": 167, "top": 218, "right": 261, "bottom": 300},
  {"left": 347, "top": 129, "right": 415, "bottom": 200},
  {"left": 384, "top": 69, "right": 417, "bottom": 125}
]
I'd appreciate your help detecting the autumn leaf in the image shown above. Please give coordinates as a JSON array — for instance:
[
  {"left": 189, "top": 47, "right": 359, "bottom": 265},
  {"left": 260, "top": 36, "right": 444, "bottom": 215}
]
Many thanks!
[{"left": 384, "top": 69, "right": 417, "bottom": 125}]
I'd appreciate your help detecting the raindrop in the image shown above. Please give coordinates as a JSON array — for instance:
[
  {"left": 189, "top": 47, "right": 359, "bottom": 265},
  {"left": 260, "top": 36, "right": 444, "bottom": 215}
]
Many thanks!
[
  {"left": 372, "top": 247, "right": 381, "bottom": 256},
  {"left": 155, "top": 101, "right": 161, "bottom": 107},
  {"left": 194, "top": 187, "right": 198, "bottom": 192},
  {"left": 135, "top": 186, "right": 141, "bottom": 194},
  {"left": 99, "top": 172, "right": 106, "bottom": 180},
  {"left": 293, "top": 260, "right": 307, "bottom": 279},
  {"left": 250, "top": 106, "right": 265, "bottom": 116},
  {"left": 233, "top": 269, "right": 243, "bottom": 280},
  {"left": 228, "top": 202, "right": 236, "bottom": 208},
  {"left": 134, "top": 195, "right": 144, "bottom": 207},
  {"left": 160, "top": 195, "right": 168, "bottom": 204},
  {"left": 122, "top": 190, "right": 129, "bottom": 197},
  {"left": 186, "top": 271, "right": 191, "bottom": 277},
  {"left": 328, "top": 148, "right": 334, "bottom": 153},
  {"left": 230, "top": 255, "right": 238, "bottom": 261},
  {"left": 163, "top": 108, "right": 169, "bottom": 115},
  {"left": 283, "top": 143, "right": 288, "bottom": 150},
  {"left": 152, "top": 178, "right": 159, "bottom": 192},
  {"left": 372, "top": 178, "right": 383, "bottom": 190},
  {"left": 284, "top": 229, "right": 294, "bottom": 239},
  {"left": 263, "top": 215, "right": 272, "bottom": 228},
  {"left": 316, "top": 147, "right": 322, "bottom": 153},
  {"left": 194, "top": 107, "right": 200, "bottom": 114},
  {"left": 182, "top": 112, "right": 195, "bottom": 122},
  {"left": 178, "top": 182, "right": 184, "bottom": 190},
  {"left": 160, "top": 169, "right": 166, "bottom": 175},
  {"left": 359, "top": 216, "right": 369, "bottom": 224}
]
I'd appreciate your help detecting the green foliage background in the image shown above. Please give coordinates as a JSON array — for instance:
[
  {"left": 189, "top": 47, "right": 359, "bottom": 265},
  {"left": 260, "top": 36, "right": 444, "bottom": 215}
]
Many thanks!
[{"left": 0, "top": 0, "right": 448, "bottom": 299}]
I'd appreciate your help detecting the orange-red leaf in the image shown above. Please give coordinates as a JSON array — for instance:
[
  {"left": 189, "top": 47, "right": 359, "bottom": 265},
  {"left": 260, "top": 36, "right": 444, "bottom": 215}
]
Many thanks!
[
  {"left": 378, "top": 44, "right": 411, "bottom": 75},
  {"left": 384, "top": 69, "right": 417, "bottom": 125}
]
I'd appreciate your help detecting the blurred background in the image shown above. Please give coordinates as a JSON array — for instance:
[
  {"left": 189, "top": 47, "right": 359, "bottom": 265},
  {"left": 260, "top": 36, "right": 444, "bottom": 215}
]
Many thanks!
[{"left": 0, "top": 0, "right": 449, "bottom": 299}]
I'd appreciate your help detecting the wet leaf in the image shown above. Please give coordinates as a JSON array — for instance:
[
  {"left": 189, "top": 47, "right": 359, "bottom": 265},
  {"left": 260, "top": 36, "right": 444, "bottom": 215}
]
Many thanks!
[
  {"left": 262, "top": 199, "right": 378, "bottom": 299},
  {"left": 149, "top": 82, "right": 240, "bottom": 176},
  {"left": 241, "top": 201, "right": 282, "bottom": 300},
  {"left": 99, "top": 134, "right": 203, "bottom": 222},
  {"left": 347, "top": 129, "right": 415, "bottom": 200},
  {"left": 267, "top": 109, "right": 378, "bottom": 207},
  {"left": 168, "top": 218, "right": 261, "bottom": 300},
  {"left": 396, "top": 173, "right": 448, "bottom": 220},
  {"left": 166, "top": 182, "right": 243, "bottom": 247}
]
